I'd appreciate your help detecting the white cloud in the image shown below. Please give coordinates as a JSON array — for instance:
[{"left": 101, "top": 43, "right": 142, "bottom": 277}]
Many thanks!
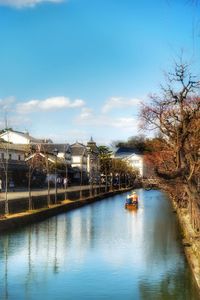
[
  {"left": 17, "top": 97, "right": 85, "bottom": 114},
  {"left": 110, "top": 117, "right": 139, "bottom": 129},
  {"left": 0, "top": 115, "right": 31, "bottom": 130},
  {"left": 37, "top": 129, "right": 89, "bottom": 144},
  {"left": 0, "top": 0, "right": 64, "bottom": 8},
  {"left": 102, "top": 97, "right": 141, "bottom": 113},
  {"left": 0, "top": 97, "right": 15, "bottom": 111},
  {"left": 79, "top": 107, "right": 93, "bottom": 120},
  {"left": 76, "top": 108, "right": 138, "bottom": 132}
]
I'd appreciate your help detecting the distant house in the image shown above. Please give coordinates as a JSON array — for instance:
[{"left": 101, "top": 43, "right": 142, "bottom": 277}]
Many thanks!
[
  {"left": 26, "top": 143, "right": 73, "bottom": 183},
  {"left": 0, "top": 143, "right": 28, "bottom": 162},
  {"left": 0, "top": 143, "right": 29, "bottom": 187},
  {"left": 31, "top": 143, "right": 72, "bottom": 167},
  {"left": 70, "top": 142, "right": 88, "bottom": 183},
  {"left": 25, "top": 147, "right": 71, "bottom": 187},
  {"left": 114, "top": 147, "right": 144, "bottom": 177},
  {"left": 71, "top": 142, "right": 87, "bottom": 171},
  {"left": 0, "top": 129, "right": 52, "bottom": 145}
]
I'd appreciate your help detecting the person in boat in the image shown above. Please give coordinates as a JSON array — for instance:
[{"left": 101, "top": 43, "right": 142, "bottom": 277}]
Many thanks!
[
  {"left": 126, "top": 194, "right": 132, "bottom": 205},
  {"left": 130, "top": 191, "right": 138, "bottom": 204},
  {"left": 126, "top": 192, "right": 138, "bottom": 205}
]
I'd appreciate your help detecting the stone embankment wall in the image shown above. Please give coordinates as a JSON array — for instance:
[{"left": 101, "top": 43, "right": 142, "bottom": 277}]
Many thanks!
[
  {"left": 153, "top": 180, "right": 200, "bottom": 292},
  {"left": 171, "top": 197, "right": 200, "bottom": 291},
  {"left": 159, "top": 182, "right": 200, "bottom": 293},
  {"left": 0, "top": 188, "right": 106, "bottom": 215}
]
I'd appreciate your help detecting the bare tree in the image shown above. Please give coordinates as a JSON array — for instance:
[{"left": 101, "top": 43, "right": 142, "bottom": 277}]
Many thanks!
[{"left": 140, "top": 62, "right": 200, "bottom": 229}]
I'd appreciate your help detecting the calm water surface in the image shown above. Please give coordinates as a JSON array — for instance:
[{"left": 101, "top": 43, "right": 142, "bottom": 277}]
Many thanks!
[{"left": 0, "top": 189, "right": 199, "bottom": 300}]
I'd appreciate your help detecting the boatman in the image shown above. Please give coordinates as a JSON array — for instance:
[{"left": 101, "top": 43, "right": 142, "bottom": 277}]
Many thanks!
[
  {"left": 126, "top": 194, "right": 132, "bottom": 204},
  {"left": 131, "top": 191, "right": 138, "bottom": 204}
]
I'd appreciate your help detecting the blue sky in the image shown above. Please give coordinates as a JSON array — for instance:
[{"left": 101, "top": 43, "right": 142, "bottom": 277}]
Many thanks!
[{"left": 0, "top": 0, "right": 199, "bottom": 144}]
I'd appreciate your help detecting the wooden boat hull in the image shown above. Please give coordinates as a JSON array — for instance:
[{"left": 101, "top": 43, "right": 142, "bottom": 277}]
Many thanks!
[{"left": 125, "top": 203, "right": 138, "bottom": 209}]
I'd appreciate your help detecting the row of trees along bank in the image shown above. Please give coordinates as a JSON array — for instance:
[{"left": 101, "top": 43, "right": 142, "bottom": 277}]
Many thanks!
[
  {"left": 140, "top": 62, "right": 200, "bottom": 232},
  {"left": 98, "top": 145, "right": 138, "bottom": 190},
  {"left": 0, "top": 141, "right": 138, "bottom": 216}
]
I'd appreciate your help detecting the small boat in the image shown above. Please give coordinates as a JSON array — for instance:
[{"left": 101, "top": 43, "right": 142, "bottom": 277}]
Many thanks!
[
  {"left": 125, "top": 192, "right": 138, "bottom": 209},
  {"left": 125, "top": 202, "right": 138, "bottom": 209}
]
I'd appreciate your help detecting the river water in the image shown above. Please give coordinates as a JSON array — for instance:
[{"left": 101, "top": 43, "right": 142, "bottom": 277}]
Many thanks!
[{"left": 0, "top": 189, "right": 199, "bottom": 300}]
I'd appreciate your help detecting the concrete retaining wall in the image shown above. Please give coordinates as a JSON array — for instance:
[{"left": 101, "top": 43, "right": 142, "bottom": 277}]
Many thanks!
[
  {"left": 0, "top": 188, "right": 131, "bottom": 232},
  {"left": 0, "top": 187, "right": 106, "bottom": 216}
]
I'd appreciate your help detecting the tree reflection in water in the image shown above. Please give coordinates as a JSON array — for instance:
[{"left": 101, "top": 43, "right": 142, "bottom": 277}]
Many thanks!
[
  {"left": 0, "top": 190, "right": 199, "bottom": 299},
  {"left": 139, "top": 266, "right": 198, "bottom": 300}
]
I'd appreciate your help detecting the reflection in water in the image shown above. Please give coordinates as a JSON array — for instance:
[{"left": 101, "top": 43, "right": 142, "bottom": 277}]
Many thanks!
[
  {"left": 2, "top": 236, "right": 9, "bottom": 300},
  {"left": 139, "top": 266, "right": 196, "bottom": 300},
  {"left": 0, "top": 189, "right": 199, "bottom": 300}
]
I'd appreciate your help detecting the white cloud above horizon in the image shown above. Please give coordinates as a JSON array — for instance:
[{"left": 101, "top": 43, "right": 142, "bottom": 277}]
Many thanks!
[
  {"left": 79, "top": 107, "right": 93, "bottom": 119},
  {"left": 102, "top": 97, "right": 141, "bottom": 113},
  {"left": 77, "top": 106, "right": 139, "bottom": 133},
  {"left": 0, "top": 94, "right": 141, "bottom": 144},
  {"left": 0, "top": 96, "right": 15, "bottom": 111},
  {"left": 0, "top": 115, "right": 31, "bottom": 129},
  {"left": 0, "top": 0, "right": 64, "bottom": 8},
  {"left": 17, "top": 97, "right": 85, "bottom": 113}
]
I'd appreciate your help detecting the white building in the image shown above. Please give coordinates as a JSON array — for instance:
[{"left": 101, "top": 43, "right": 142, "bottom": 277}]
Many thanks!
[
  {"left": 0, "top": 129, "right": 52, "bottom": 145},
  {"left": 70, "top": 142, "right": 88, "bottom": 172},
  {"left": 114, "top": 147, "right": 144, "bottom": 177},
  {"left": 0, "top": 143, "right": 27, "bottom": 162},
  {"left": 0, "top": 143, "right": 28, "bottom": 186}
]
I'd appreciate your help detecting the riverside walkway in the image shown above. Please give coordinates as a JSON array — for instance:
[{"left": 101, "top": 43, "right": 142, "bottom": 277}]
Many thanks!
[
  {"left": 0, "top": 185, "right": 129, "bottom": 232},
  {"left": 0, "top": 185, "right": 99, "bottom": 201}
]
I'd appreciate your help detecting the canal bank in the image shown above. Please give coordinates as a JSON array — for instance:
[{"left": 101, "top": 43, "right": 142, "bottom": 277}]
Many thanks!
[
  {"left": 0, "top": 187, "right": 132, "bottom": 232},
  {"left": 169, "top": 195, "right": 200, "bottom": 293},
  {"left": 157, "top": 181, "right": 200, "bottom": 294}
]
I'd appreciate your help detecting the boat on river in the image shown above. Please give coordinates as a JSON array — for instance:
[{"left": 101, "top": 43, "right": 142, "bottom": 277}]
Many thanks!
[{"left": 125, "top": 192, "right": 138, "bottom": 209}]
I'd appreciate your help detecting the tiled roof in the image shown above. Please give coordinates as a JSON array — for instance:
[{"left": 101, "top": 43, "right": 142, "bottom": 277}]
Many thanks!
[
  {"left": 71, "top": 142, "right": 87, "bottom": 156},
  {"left": 115, "top": 147, "right": 142, "bottom": 156},
  {"left": 25, "top": 152, "right": 65, "bottom": 164},
  {"left": 0, "top": 143, "right": 29, "bottom": 152},
  {"left": 32, "top": 143, "right": 71, "bottom": 154},
  {"left": 71, "top": 141, "right": 85, "bottom": 148}
]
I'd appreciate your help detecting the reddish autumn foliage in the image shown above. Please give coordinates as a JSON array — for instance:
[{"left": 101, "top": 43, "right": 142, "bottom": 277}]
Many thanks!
[{"left": 140, "top": 63, "right": 200, "bottom": 229}]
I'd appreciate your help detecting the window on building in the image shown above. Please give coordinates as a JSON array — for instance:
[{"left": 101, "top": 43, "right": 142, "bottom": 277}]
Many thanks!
[
  {"left": 1, "top": 153, "right": 4, "bottom": 160},
  {"left": 18, "top": 155, "right": 21, "bottom": 161},
  {"left": 9, "top": 154, "right": 12, "bottom": 160},
  {"left": 133, "top": 160, "right": 140, "bottom": 164}
]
